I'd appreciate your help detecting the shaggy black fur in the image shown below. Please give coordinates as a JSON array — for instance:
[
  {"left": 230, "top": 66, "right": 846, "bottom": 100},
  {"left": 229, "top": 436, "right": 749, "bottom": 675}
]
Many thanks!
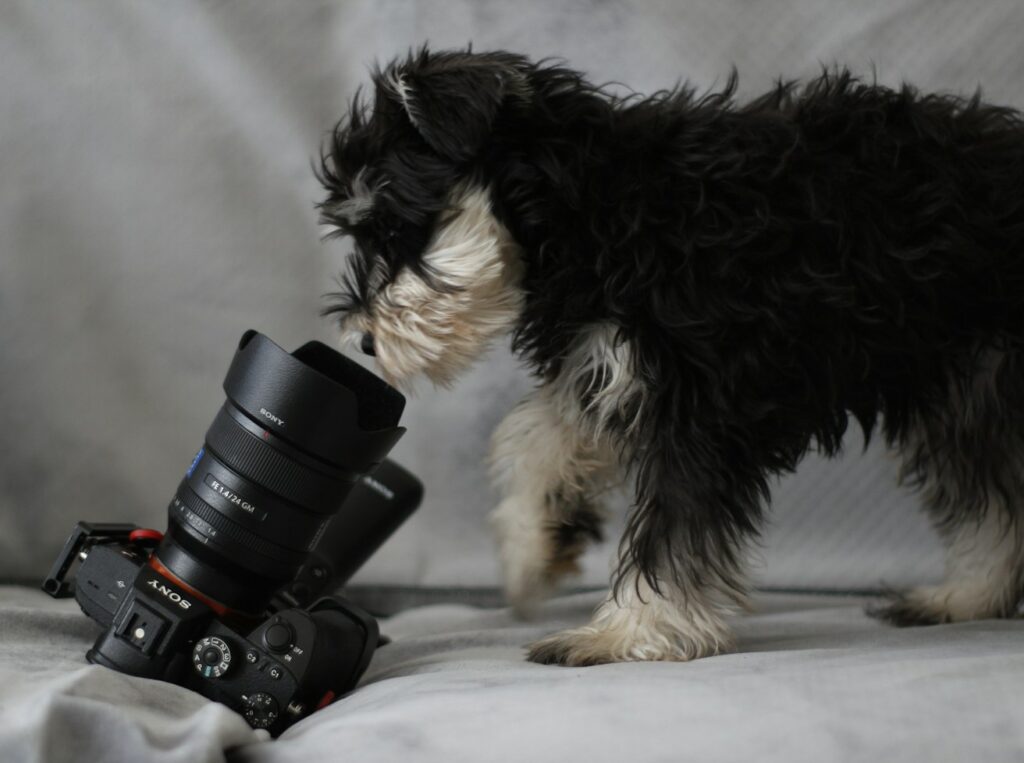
[{"left": 319, "top": 48, "right": 1024, "bottom": 622}]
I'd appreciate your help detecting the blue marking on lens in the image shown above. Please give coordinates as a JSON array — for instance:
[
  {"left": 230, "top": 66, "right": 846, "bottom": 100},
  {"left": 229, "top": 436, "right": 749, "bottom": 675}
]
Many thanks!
[{"left": 186, "top": 447, "right": 204, "bottom": 478}]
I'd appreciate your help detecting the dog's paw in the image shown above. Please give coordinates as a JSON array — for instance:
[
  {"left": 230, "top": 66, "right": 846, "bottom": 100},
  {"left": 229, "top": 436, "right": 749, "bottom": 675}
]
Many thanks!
[
  {"left": 526, "top": 627, "right": 628, "bottom": 666},
  {"left": 864, "top": 581, "right": 1015, "bottom": 626},
  {"left": 867, "top": 584, "right": 1015, "bottom": 626},
  {"left": 868, "top": 588, "right": 947, "bottom": 626},
  {"left": 526, "top": 624, "right": 727, "bottom": 666}
]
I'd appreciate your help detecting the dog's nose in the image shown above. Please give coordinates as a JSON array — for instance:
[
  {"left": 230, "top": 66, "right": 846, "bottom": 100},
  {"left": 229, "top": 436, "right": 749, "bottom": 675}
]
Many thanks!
[{"left": 360, "top": 332, "right": 376, "bottom": 356}]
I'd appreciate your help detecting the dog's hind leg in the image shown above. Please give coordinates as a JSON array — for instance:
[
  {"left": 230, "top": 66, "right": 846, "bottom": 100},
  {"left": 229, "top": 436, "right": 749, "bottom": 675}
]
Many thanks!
[
  {"left": 489, "top": 385, "right": 618, "bottom": 616},
  {"left": 875, "top": 349, "right": 1024, "bottom": 625}
]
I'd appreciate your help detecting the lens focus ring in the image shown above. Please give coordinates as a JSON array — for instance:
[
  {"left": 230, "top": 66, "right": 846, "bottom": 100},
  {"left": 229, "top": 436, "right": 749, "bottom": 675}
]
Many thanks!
[
  {"left": 173, "top": 487, "right": 308, "bottom": 567},
  {"left": 205, "top": 407, "right": 353, "bottom": 513}
]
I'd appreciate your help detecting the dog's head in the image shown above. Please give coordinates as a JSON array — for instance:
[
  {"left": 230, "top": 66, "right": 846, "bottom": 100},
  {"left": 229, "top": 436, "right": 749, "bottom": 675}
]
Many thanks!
[{"left": 318, "top": 48, "right": 529, "bottom": 387}]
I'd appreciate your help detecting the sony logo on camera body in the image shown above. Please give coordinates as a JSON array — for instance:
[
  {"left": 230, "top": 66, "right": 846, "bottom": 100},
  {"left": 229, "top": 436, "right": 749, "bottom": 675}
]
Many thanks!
[{"left": 146, "top": 579, "right": 192, "bottom": 610}]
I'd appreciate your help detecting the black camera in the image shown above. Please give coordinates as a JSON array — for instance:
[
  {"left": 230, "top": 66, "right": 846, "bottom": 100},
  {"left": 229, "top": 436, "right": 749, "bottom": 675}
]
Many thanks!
[{"left": 42, "top": 331, "right": 421, "bottom": 735}]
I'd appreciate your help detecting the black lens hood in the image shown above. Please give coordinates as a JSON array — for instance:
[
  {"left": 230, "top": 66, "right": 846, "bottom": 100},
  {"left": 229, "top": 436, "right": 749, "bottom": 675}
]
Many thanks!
[{"left": 222, "top": 331, "right": 405, "bottom": 472}]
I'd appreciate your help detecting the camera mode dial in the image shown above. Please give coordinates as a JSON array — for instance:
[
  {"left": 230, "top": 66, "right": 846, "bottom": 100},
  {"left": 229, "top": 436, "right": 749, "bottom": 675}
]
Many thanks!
[{"left": 192, "top": 636, "right": 233, "bottom": 678}]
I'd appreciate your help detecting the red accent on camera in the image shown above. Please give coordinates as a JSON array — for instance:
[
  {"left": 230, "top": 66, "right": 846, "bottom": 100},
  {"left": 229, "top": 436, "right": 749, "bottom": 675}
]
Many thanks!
[
  {"left": 148, "top": 555, "right": 232, "bottom": 616},
  {"left": 316, "top": 690, "right": 336, "bottom": 710},
  {"left": 129, "top": 528, "right": 164, "bottom": 544}
]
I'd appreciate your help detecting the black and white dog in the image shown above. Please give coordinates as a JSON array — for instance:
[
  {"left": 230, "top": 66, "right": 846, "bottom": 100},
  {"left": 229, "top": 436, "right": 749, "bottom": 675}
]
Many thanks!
[{"left": 317, "top": 48, "right": 1024, "bottom": 666}]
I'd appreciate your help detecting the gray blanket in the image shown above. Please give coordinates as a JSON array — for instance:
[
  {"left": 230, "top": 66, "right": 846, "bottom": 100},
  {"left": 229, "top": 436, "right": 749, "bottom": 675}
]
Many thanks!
[{"left": 3, "top": 585, "right": 1021, "bottom": 763}]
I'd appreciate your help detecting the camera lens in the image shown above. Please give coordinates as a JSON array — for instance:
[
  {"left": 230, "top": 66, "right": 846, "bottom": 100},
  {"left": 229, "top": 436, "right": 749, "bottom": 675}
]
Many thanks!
[{"left": 153, "top": 331, "right": 406, "bottom": 614}]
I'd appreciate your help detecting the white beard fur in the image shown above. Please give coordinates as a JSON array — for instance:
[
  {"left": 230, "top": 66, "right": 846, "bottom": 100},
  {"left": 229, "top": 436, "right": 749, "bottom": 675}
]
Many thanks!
[{"left": 342, "top": 182, "right": 524, "bottom": 388}]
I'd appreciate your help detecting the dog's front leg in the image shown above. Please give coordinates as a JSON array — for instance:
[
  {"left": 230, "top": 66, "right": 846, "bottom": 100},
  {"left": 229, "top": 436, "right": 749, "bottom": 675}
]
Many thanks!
[
  {"left": 527, "top": 427, "right": 758, "bottom": 665},
  {"left": 526, "top": 567, "right": 740, "bottom": 665},
  {"left": 489, "top": 385, "right": 615, "bottom": 616}
]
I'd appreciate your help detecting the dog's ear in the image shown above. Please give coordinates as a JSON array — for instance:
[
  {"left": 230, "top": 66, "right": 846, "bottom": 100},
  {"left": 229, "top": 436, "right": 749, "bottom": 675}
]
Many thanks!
[{"left": 378, "top": 50, "right": 526, "bottom": 162}]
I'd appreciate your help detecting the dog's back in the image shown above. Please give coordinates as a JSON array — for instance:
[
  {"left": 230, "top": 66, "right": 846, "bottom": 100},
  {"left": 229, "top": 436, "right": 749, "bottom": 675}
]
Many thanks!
[{"left": 513, "top": 70, "right": 1024, "bottom": 453}]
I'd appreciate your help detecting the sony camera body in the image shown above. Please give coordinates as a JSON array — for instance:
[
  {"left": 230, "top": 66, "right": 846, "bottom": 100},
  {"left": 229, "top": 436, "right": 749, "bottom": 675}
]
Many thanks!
[
  {"left": 43, "top": 332, "right": 420, "bottom": 735},
  {"left": 45, "top": 519, "right": 381, "bottom": 734}
]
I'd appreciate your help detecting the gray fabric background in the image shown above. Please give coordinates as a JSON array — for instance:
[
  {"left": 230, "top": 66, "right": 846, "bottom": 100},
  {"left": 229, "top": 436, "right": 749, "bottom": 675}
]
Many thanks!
[{"left": 4, "top": 0, "right": 1024, "bottom": 590}]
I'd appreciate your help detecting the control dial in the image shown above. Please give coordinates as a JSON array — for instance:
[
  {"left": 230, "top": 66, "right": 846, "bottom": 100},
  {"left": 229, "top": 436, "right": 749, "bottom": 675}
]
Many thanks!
[
  {"left": 241, "top": 692, "right": 280, "bottom": 729},
  {"left": 192, "top": 636, "right": 233, "bottom": 678}
]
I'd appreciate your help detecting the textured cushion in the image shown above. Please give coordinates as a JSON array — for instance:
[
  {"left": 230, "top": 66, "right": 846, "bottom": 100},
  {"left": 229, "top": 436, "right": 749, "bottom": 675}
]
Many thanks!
[{"left": 3, "top": 585, "right": 1022, "bottom": 763}]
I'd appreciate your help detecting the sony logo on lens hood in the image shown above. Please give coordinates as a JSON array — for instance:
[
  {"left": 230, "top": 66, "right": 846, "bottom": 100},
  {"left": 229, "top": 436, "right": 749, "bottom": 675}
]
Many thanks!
[
  {"left": 259, "top": 408, "right": 285, "bottom": 427},
  {"left": 221, "top": 331, "right": 406, "bottom": 472}
]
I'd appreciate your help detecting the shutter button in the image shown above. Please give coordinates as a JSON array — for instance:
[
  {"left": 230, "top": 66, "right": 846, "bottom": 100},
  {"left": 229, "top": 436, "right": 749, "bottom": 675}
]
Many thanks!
[{"left": 262, "top": 622, "right": 294, "bottom": 653}]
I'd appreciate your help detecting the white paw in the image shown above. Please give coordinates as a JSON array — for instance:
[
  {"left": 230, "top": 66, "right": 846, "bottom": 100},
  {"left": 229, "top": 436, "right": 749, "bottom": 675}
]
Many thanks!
[
  {"left": 528, "top": 574, "right": 737, "bottom": 665},
  {"left": 526, "top": 623, "right": 730, "bottom": 666},
  {"left": 872, "top": 581, "right": 1019, "bottom": 625}
]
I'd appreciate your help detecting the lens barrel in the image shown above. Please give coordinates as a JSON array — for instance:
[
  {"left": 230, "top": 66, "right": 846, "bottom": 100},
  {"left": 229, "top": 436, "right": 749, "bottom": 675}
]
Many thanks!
[{"left": 155, "top": 331, "right": 406, "bottom": 613}]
